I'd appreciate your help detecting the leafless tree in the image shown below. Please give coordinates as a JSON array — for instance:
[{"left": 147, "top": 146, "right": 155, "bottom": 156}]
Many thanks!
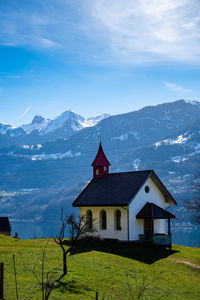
[
  {"left": 53, "top": 210, "right": 96, "bottom": 276},
  {"left": 25, "top": 241, "right": 63, "bottom": 300},
  {"left": 97, "top": 271, "right": 163, "bottom": 300}
]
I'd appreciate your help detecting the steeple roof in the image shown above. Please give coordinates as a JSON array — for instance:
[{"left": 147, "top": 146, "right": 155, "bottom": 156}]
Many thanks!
[{"left": 91, "top": 142, "right": 111, "bottom": 166}]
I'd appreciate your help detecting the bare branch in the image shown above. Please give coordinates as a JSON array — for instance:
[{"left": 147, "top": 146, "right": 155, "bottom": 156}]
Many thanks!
[{"left": 52, "top": 210, "right": 97, "bottom": 276}]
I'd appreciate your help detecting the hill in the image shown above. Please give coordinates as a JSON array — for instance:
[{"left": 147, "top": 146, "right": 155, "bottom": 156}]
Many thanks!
[{"left": 1, "top": 235, "right": 200, "bottom": 299}]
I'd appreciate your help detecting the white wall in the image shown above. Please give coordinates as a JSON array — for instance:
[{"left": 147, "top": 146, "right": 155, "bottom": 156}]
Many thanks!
[
  {"left": 79, "top": 206, "right": 128, "bottom": 241},
  {"left": 129, "top": 177, "right": 169, "bottom": 241},
  {"left": 78, "top": 177, "right": 173, "bottom": 242}
]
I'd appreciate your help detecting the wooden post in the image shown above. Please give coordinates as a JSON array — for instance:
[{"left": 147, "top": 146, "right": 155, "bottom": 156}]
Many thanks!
[
  {"left": 96, "top": 291, "right": 98, "bottom": 300},
  {"left": 168, "top": 218, "right": 172, "bottom": 250},
  {"left": 13, "top": 255, "right": 19, "bottom": 300},
  {"left": 0, "top": 263, "right": 4, "bottom": 300},
  {"left": 168, "top": 218, "right": 171, "bottom": 235}
]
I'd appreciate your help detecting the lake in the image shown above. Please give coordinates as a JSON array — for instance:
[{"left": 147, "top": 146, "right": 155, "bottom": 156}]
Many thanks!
[{"left": 10, "top": 220, "right": 200, "bottom": 247}]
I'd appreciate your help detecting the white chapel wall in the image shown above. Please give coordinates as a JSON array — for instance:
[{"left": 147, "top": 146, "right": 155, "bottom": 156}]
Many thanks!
[
  {"left": 79, "top": 206, "right": 128, "bottom": 241},
  {"left": 129, "top": 177, "right": 168, "bottom": 241}
]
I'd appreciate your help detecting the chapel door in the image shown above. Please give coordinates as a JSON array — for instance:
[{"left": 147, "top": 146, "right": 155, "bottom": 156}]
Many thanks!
[{"left": 144, "top": 219, "right": 154, "bottom": 240}]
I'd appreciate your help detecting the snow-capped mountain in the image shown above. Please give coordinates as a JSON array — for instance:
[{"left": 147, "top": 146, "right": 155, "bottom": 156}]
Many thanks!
[
  {"left": 40, "top": 110, "right": 90, "bottom": 135},
  {"left": 6, "top": 127, "right": 26, "bottom": 137},
  {"left": 0, "top": 111, "right": 110, "bottom": 145},
  {"left": 0, "top": 123, "right": 26, "bottom": 137},
  {"left": 21, "top": 115, "right": 50, "bottom": 134},
  {"left": 184, "top": 100, "right": 200, "bottom": 106},
  {"left": 87, "top": 113, "right": 110, "bottom": 126},
  {"left": 0, "top": 123, "right": 12, "bottom": 135}
]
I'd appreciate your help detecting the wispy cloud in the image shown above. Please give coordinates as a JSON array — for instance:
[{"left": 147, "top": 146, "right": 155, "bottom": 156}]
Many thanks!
[
  {"left": 37, "top": 38, "right": 61, "bottom": 48},
  {"left": 88, "top": 0, "right": 200, "bottom": 63},
  {"left": 16, "top": 105, "right": 32, "bottom": 120},
  {"left": 164, "top": 82, "right": 191, "bottom": 93},
  {"left": 0, "top": 1, "right": 64, "bottom": 49},
  {"left": 0, "top": 0, "right": 200, "bottom": 64}
]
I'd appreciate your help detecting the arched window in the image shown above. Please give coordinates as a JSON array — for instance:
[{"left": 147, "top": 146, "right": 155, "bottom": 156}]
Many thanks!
[
  {"left": 100, "top": 210, "right": 107, "bottom": 230},
  {"left": 86, "top": 210, "right": 93, "bottom": 230},
  {"left": 115, "top": 210, "right": 121, "bottom": 230}
]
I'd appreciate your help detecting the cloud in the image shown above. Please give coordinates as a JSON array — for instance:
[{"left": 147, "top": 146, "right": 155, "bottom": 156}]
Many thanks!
[
  {"left": 164, "top": 82, "right": 191, "bottom": 93},
  {"left": 16, "top": 105, "right": 32, "bottom": 120},
  {"left": 1, "top": 0, "right": 200, "bottom": 64},
  {"left": 88, "top": 0, "right": 200, "bottom": 63},
  {"left": 0, "top": 1, "right": 64, "bottom": 49},
  {"left": 37, "top": 38, "right": 60, "bottom": 48},
  {"left": 2, "top": 37, "right": 60, "bottom": 49}
]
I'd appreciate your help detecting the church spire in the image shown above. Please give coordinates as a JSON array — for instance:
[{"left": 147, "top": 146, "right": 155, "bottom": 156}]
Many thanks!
[{"left": 91, "top": 142, "right": 111, "bottom": 178}]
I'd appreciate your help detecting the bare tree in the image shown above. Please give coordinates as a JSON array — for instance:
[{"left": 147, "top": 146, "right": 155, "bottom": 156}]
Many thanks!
[
  {"left": 53, "top": 210, "right": 96, "bottom": 276},
  {"left": 25, "top": 241, "right": 63, "bottom": 300},
  {"left": 97, "top": 271, "right": 163, "bottom": 300}
]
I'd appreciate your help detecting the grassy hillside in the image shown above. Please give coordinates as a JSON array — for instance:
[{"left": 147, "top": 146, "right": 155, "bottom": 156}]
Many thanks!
[{"left": 0, "top": 235, "right": 200, "bottom": 299}]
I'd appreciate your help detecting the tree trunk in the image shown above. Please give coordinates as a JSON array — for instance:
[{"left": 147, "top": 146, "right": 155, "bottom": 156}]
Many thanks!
[{"left": 63, "top": 251, "right": 67, "bottom": 275}]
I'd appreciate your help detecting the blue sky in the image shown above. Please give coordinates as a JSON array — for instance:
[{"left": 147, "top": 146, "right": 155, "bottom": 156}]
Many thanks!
[{"left": 0, "top": 0, "right": 200, "bottom": 126}]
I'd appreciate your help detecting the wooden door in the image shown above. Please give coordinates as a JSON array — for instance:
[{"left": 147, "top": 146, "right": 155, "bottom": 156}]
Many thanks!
[{"left": 144, "top": 219, "right": 154, "bottom": 241}]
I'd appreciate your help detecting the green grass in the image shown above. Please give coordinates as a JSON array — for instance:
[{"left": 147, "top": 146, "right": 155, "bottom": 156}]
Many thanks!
[{"left": 0, "top": 235, "right": 200, "bottom": 299}]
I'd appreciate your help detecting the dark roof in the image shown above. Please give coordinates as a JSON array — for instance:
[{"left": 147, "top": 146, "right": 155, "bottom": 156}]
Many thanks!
[
  {"left": 73, "top": 170, "right": 152, "bottom": 206},
  {"left": 0, "top": 217, "right": 11, "bottom": 231},
  {"left": 91, "top": 142, "right": 111, "bottom": 166},
  {"left": 73, "top": 170, "right": 177, "bottom": 207},
  {"left": 136, "top": 202, "right": 176, "bottom": 219}
]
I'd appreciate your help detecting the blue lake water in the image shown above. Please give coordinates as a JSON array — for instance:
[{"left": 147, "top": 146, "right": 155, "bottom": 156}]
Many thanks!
[
  {"left": 172, "top": 227, "right": 200, "bottom": 247},
  {"left": 10, "top": 220, "right": 200, "bottom": 248},
  {"left": 10, "top": 220, "right": 61, "bottom": 240}
]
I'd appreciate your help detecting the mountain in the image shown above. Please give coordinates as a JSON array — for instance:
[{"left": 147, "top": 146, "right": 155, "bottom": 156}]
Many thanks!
[
  {"left": 21, "top": 115, "right": 50, "bottom": 134},
  {"left": 0, "top": 123, "right": 12, "bottom": 135},
  {"left": 39, "top": 110, "right": 97, "bottom": 137},
  {"left": 0, "top": 111, "right": 109, "bottom": 146},
  {"left": 0, "top": 99, "right": 200, "bottom": 223},
  {"left": 87, "top": 113, "right": 110, "bottom": 126}
]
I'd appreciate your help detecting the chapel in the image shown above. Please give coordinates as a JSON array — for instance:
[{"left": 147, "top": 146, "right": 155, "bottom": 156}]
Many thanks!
[{"left": 73, "top": 142, "right": 176, "bottom": 246}]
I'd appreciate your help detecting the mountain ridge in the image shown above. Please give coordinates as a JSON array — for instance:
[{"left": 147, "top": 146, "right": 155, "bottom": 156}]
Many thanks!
[
  {"left": 0, "top": 99, "right": 199, "bottom": 223},
  {"left": 0, "top": 111, "right": 110, "bottom": 146}
]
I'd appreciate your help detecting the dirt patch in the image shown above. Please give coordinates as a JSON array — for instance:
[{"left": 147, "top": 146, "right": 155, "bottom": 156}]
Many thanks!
[{"left": 176, "top": 260, "right": 200, "bottom": 270}]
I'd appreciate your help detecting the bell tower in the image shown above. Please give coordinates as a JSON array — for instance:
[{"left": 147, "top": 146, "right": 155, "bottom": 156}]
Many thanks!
[{"left": 91, "top": 142, "right": 111, "bottom": 178}]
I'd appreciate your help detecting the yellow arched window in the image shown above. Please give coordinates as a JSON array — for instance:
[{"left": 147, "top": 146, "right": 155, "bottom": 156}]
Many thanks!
[
  {"left": 86, "top": 210, "right": 93, "bottom": 230},
  {"left": 115, "top": 210, "right": 121, "bottom": 230},
  {"left": 100, "top": 210, "right": 107, "bottom": 230}
]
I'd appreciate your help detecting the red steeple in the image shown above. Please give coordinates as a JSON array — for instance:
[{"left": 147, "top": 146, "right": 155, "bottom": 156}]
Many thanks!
[{"left": 91, "top": 142, "right": 111, "bottom": 178}]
